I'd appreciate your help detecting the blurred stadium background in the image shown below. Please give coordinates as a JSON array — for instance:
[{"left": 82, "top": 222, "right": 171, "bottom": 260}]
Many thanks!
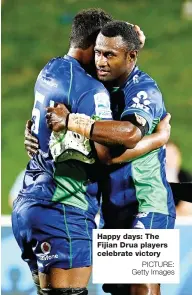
[{"left": 1, "top": 0, "right": 192, "bottom": 294}]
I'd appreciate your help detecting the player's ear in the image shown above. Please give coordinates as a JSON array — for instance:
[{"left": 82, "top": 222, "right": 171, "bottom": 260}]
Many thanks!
[{"left": 128, "top": 51, "right": 138, "bottom": 62}]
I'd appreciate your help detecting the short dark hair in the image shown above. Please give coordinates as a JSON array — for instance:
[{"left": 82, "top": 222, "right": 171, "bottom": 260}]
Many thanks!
[
  {"left": 100, "top": 20, "right": 141, "bottom": 51},
  {"left": 69, "top": 8, "right": 113, "bottom": 49}
]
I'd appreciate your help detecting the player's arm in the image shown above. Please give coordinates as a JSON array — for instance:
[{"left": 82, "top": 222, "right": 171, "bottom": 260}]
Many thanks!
[
  {"left": 46, "top": 84, "right": 164, "bottom": 154},
  {"left": 26, "top": 112, "right": 170, "bottom": 164},
  {"left": 90, "top": 119, "right": 142, "bottom": 148},
  {"left": 95, "top": 112, "right": 170, "bottom": 164},
  {"left": 93, "top": 116, "right": 168, "bottom": 164},
  {"left": 46, "top": 85, "right": 157, "bottom": 149},
  {"left": 107, "top": 113, "right": 171, "bottom": 164},
  {"left": 46, "top": 104, "right": 142, "bottom": 149},
  {"left": 25, "top": 112, "right": 170, "bottom": 165}
]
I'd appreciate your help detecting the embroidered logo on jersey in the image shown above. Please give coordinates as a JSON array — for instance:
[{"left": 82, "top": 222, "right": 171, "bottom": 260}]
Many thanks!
[
  {"left": 133, "top": 75, "right": 140, "bottom": 84},
  {"left": 41, "top": 242, "right": 51, "bottom": 254},
  {"left": 131, "top": 91, "right": 150, "bottom": 112},
  {"left": 94, "top": 93, "right": 112, "bottom": 119},
  {"left": 133, "top": 220, "right": 145, "bottom": 229}
]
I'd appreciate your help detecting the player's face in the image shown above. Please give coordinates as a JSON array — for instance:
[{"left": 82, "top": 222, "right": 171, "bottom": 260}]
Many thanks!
[{"left": 94, "top": 33, "right": 134, "bottom": 85}]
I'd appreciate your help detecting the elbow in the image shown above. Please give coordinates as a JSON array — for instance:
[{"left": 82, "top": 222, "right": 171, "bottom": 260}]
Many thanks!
[
  {"left": 125, "top": 141, "right": 137, "bottom": 149},
  {"left": 124, "top": 135, "right": 138, "bottom": 148},
  {"left": 123, "top": 127, "right": 142, "bottom": 149}
]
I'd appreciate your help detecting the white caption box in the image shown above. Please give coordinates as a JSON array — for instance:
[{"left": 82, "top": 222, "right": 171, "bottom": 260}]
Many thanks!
[{"left": 93, "top": 229, "right": 179, "bottom": 284}]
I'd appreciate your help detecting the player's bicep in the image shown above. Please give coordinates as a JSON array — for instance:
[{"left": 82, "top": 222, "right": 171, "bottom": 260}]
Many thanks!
[
  {"left": 121, "top": 113, "right": 149, "bottom": 137},
  {"left": 121, "top": 86, "right": 163, "bottom": 132}
]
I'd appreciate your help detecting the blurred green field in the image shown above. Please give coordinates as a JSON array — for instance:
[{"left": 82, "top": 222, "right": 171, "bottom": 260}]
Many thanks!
[{"left": 2, "top": 0, "right": 192, "bottom": 214}]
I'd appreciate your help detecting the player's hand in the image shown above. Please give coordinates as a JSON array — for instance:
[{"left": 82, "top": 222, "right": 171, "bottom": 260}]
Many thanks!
[
  {"left": 24, "top": 120, "right": 39, "bottom": 158},
  {"left": 155, "top": 113, "right": 171, "bottom": 144},
  {"left": 46, "top": 103, "right": 70, "bottom": 132},
  {"left": 127, "top": 23, "right": 146, "bottom": 49},
  {"left": 134, "top": 25, "right": 146, "bottom": 49}
]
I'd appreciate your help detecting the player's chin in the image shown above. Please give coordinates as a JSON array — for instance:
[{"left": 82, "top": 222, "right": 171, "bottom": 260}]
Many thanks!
[{"left": 97, "top": 73, "right": 112, "bottom": 82}]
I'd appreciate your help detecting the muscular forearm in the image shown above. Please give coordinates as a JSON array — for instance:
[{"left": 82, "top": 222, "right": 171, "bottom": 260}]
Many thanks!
[
  {"left": 107, "top": 131, "right": 166, "bottom": 164},
  {"left": 46, "top": 107, "right": 142, "bottom": 149},
  {"left": 90, "top": 120, "right": 142, "bottom": 149}
]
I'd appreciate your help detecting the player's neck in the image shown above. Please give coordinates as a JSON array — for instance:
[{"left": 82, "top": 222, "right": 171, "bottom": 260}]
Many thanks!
[
  {"left": 115, "top": 63, "right": 136, "bottom": 87},
  {"left": 67, "top": 47, "right": 92, "bottom": 66}
]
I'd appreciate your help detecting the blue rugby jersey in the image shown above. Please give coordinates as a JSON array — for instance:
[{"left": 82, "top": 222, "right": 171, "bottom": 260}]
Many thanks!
[
  {"left": 19, "top": 56, "right": 112, "bottom": 216},
  {"left": 103, "top": 66, "right": 176, "bottom": 218}
]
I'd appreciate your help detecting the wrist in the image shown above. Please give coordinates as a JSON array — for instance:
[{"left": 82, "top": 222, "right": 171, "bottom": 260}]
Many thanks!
[{"left": 67, "top": 113, "right": 95, "bottom": 138}]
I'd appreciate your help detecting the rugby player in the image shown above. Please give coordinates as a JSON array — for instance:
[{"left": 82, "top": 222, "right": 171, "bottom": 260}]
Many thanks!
[
  {"left": 46, "top": 21, "right": 176, "bottom": 295},
  {"left": 12, "top": 9, "right": 114, "bottom": 295}
]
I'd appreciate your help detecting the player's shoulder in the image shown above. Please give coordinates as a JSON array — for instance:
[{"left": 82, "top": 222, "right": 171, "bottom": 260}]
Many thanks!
[
  {"left": 59, "top": 55, "right": 107, "bottom": 92},
  {"left": 38, "top": 56, "right": 70, "bottom": 76},
  {"left": 132, "top": 68, "right": 161, "bottom": 92},
  {"left": 44, "top": 56, "right": 68, "bottom": 67},
  {"left": 36, "top": 56, "right": 71, "bottom": 88},
  {"left": 124, "top": 67, "right": 162, "bottom": 99},
  {"left": 139, "top": 68, "right": 159, "bottom": 86},
  {"left": 87, "top": 75, "right": 107, "bottom": 92},
  {"left": 73, "top": 66, "right": 108, "bottom": 95}
]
